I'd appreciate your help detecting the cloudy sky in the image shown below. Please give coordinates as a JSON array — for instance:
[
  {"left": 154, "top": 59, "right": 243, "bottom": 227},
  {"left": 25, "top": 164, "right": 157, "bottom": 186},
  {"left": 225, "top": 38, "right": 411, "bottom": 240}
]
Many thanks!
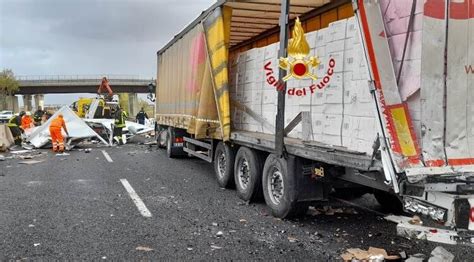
[{"left": 0, "top": 0, "right": 215, "bottom": 105}]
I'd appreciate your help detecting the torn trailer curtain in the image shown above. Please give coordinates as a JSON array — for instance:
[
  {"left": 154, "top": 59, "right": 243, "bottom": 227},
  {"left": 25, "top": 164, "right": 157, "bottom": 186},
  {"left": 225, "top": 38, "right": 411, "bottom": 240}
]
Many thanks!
[
  {"left": 26, "top": 106, "right": 108, "bottom": 148},
  {"left": 156, "top": 6, "right": 232, "bottom": 141}
]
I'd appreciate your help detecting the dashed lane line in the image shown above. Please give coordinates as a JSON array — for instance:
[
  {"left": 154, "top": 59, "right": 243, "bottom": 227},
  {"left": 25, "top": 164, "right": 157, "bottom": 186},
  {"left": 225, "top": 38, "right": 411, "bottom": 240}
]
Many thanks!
[
  {"left": 101, "top": 150, "right": 113, "bottom": 163},
  {"left": 120, "top": 179, "right": 152, "bottom": 218}
]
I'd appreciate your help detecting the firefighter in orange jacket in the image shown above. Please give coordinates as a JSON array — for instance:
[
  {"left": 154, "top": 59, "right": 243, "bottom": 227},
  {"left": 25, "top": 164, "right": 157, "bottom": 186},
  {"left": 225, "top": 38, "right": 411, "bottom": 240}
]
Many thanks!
[
  {"left": 21, "top": 112, "right": 33, "bottom": 130},
  {"left": 49, "top": 114, "right": 69, "bottom": 153}
]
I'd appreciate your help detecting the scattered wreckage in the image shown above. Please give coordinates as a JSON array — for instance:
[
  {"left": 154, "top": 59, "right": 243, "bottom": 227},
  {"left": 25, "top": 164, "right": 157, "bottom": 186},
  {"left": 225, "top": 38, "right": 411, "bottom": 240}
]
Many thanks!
[{"left": 1, "top": 106, "right": 154, "bottom": 151}]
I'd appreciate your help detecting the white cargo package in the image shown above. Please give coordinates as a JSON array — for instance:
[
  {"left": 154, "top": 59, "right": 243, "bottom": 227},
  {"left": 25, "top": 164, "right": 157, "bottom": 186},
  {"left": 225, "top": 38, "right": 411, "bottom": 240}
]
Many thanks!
[{"left": 230, "top": 15, "right": 378, "bottom": 156}]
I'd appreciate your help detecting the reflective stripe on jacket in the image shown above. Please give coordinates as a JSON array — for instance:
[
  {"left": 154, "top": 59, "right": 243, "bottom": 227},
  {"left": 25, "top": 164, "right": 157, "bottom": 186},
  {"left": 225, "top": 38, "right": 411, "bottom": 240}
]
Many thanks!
[
  {"left": 115, "top": 110, "right": 126, "bottom": 128},
  {"left": 7, "top": 116, "right": 20, "bottom": 127}
]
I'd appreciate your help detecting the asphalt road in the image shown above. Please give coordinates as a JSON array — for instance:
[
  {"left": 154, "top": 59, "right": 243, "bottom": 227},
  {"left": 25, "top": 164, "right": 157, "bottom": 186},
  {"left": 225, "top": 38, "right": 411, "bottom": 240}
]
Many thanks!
[{"left": 1, "top": 142, "right": 473, "bottom": 260}]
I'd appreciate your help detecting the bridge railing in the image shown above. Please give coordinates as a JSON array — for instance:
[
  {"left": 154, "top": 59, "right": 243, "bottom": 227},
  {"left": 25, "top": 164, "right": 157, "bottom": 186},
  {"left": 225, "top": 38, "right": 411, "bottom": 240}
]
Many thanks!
[{"left": 16, "top": 75, "right": 153, "bottom": 82}]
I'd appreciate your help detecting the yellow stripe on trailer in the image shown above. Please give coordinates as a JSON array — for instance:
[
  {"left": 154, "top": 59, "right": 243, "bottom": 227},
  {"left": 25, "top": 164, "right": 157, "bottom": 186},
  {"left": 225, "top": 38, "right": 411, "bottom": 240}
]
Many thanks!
[
  {"left": 203, "top": 6, "right": 231, "bottom": 141},
  {"left": 389, "top": 105, "right": 418, "bottom": 158}
]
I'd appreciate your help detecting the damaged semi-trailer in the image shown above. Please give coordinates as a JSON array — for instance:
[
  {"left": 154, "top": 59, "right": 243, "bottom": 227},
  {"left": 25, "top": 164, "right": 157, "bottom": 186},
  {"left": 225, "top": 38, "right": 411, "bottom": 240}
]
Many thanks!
[{"left": 155, "top": 0, "right": 474, "bottom": 239}]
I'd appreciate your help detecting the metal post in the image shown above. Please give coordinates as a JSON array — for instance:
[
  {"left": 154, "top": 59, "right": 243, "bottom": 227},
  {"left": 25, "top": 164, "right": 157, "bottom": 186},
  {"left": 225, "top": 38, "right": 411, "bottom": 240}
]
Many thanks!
[{"left": 275, "top": 0, "right": 290, "bottom": 156}]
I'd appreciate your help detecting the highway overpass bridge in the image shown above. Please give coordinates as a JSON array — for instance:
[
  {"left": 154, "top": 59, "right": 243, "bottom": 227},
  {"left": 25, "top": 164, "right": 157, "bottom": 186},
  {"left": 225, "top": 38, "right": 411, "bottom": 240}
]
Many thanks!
[
  {"left": 4, "top": 75, "right": 155, "bottom": 115},
  {"left": 16, "top": 75, "right": 154, "bottom": 94}
]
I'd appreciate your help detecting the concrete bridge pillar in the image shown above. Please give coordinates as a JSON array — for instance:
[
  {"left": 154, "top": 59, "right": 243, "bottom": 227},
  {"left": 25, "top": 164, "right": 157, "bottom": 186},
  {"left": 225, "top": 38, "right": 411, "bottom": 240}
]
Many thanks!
[
  {"left": 34, "top": 94, "right": 45, "bottom": 110},
  {"left": 128, "top": 93, "right": 139, "bottom": 118},
  {"left": 23, "top": 95, "right": 33, "bottom": 112},
  {"left": 11, "top": 96, "right": 19, "bottom": 113},
  {"left": 2, "top": 95, "right": 19, "bottom": 112}
]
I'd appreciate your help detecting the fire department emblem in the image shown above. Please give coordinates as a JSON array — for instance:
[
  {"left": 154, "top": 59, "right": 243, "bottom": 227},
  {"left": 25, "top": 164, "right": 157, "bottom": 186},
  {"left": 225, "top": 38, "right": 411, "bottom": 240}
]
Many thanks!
[{"left": 279, "top": 17, "right": 319, "bottom": 81}]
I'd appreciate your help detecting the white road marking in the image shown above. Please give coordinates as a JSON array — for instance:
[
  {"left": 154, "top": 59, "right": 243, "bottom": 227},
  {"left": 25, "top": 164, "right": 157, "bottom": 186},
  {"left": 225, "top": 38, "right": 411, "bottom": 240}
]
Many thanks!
[
  {"left": 101, "top": 150, "right": 113, "bottom": 163},
  {"left": 120, "top": 179, "right": 152, "bottom": 218}
]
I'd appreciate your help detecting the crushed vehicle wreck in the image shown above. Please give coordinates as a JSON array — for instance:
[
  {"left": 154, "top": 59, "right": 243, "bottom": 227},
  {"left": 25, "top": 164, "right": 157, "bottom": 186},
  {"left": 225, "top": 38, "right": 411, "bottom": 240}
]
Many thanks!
[{"left": 25, "top": 106, "right": 109, "bottom": 149}]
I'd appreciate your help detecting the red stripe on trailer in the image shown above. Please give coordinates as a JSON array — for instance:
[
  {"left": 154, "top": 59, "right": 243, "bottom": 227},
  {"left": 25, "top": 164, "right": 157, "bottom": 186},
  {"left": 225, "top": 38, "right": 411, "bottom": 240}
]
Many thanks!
[
  {"left": 450, "top": 0, "right": 474, "bottom": 20},
  {"left": 424, "top": 0, "right": 446, "bottom": 20},
  {"left": 425, "top": 159, "right": 446, "bottom": 167},
  {"left": 358, "top": 0, "right": 381, "bottom": 90},
  {"left": 448, "top": 158, "right": 474, "bottom": 166},
  {"left": 425, "top": 158, "right": 474, "bottom": 166}
]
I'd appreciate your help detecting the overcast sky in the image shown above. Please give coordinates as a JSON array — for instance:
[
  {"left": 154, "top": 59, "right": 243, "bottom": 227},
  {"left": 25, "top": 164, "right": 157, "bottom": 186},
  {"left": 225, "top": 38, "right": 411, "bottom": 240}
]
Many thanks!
[{"left": 0, "top": 0, "right": 215, "bottom": 105}]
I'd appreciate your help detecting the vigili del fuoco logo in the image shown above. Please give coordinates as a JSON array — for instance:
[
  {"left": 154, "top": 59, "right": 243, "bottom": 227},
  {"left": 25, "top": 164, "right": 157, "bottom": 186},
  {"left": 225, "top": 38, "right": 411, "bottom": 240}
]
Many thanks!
[{"left": 264, "top": 17, "right": 336, "bottom": 97}]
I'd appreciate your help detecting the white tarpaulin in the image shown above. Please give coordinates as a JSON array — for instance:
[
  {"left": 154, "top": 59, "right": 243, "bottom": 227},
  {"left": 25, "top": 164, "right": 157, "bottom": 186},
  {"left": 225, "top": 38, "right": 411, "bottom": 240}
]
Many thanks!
[{"left": 26, "top": 106, "right": 108, "bottom": 148}]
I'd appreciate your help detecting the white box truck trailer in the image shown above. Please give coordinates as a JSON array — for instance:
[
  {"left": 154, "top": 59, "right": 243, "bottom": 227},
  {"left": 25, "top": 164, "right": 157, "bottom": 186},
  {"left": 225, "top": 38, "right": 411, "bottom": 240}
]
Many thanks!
[{"left": 155, "top": 0, "right": 474, "bottom": 242}]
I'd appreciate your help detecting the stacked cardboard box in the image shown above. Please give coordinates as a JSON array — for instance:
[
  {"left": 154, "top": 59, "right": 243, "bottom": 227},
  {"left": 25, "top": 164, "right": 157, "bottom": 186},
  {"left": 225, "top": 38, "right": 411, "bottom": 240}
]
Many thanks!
[{"left": 230, "top": 16, "right": 379, "bottom": 155}]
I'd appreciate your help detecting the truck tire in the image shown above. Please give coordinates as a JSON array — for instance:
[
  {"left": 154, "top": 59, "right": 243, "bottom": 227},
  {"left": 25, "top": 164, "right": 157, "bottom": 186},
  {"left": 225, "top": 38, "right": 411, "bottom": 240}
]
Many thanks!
[
  {"left": 166, "top": 128, "right": 175, "bottom": 158},
  {"left": 234, "top": 147, "right": 263, "bottom": 202},
  {"left": 262, "top": 154, "right": 306, "bottom": 218},
  {"left": 157, "top": 127, "right": 167, "bottom": 149},
  {"left": 214, "top": 142, "right": 235, "bottom": 188},
  {"left": 374, "top": 190, "right": 403, "bottom": 214}
]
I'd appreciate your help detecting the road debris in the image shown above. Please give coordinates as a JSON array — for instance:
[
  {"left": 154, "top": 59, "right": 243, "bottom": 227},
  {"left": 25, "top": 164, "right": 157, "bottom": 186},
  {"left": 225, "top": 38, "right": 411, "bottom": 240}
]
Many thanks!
[
  {"left": 19, "top": 160, "right": 44, "bottom": 165},
  {"left": 56, "top": 153, "right": 70, "bottom": 156},
  {"left": 210, "top": 245, "right": 222, "bottom": 250},
  {"left": 287, "top": 236, "right": 298, "bottom": 243},
  {"left": 216, "top": 231, "right": 224, "bottom": 237},
  {"left": 385, "top": 215, "right": 471, "bottom": 245},
  {"left": 10, "top": 149, "right": 35, "bottom": 155},
  {"left": 405, "top": 253, "right": 425, "bottom": 262},
  {"left": 135, "top": 246, "right": 154, "bottom": 252},
  {"left": 33, "top": 243, "right": 40, "bottom": 247},
  {"left": 239, "top": 219, "right": 247, "bottom": 223},
  {"left": 429, "top": 246, "right": 454, "bottom": 262},
  {"left": 307, "top": 206, "right": 358, "bottom": 216},
  {"left": 409, "top": 215, "right": 423, "bottom": 225},
  {"left": 341, "top": 247, "right": 399, "bottom": 261}
]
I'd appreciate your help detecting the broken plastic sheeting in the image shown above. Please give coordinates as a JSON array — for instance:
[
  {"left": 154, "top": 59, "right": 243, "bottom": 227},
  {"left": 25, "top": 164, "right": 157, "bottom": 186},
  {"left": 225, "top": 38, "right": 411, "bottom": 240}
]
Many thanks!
[
  {"left": 83, "top": 119, "right": 154, "bottom": 136},
  {"left": 26, "top": 106, "right": 108, "bottom": 148}
]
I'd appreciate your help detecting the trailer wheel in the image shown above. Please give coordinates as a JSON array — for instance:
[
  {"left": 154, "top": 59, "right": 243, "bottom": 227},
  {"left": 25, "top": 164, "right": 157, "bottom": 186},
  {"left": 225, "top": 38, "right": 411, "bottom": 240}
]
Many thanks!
[
  {"left": 166, "top": 128, "right": 175, "bottom": 158},
  {"left": 214, "top": 142, "right": 235, "bottom": 188},
  {"left": 234, "top": 147, "right": 263, "bottom": 202},
  {"left": 157, "top": 127, "right": 167, "bottom": 149},
  {"left": 262, "top": 154, "right": 306, "bottom": 218}
]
